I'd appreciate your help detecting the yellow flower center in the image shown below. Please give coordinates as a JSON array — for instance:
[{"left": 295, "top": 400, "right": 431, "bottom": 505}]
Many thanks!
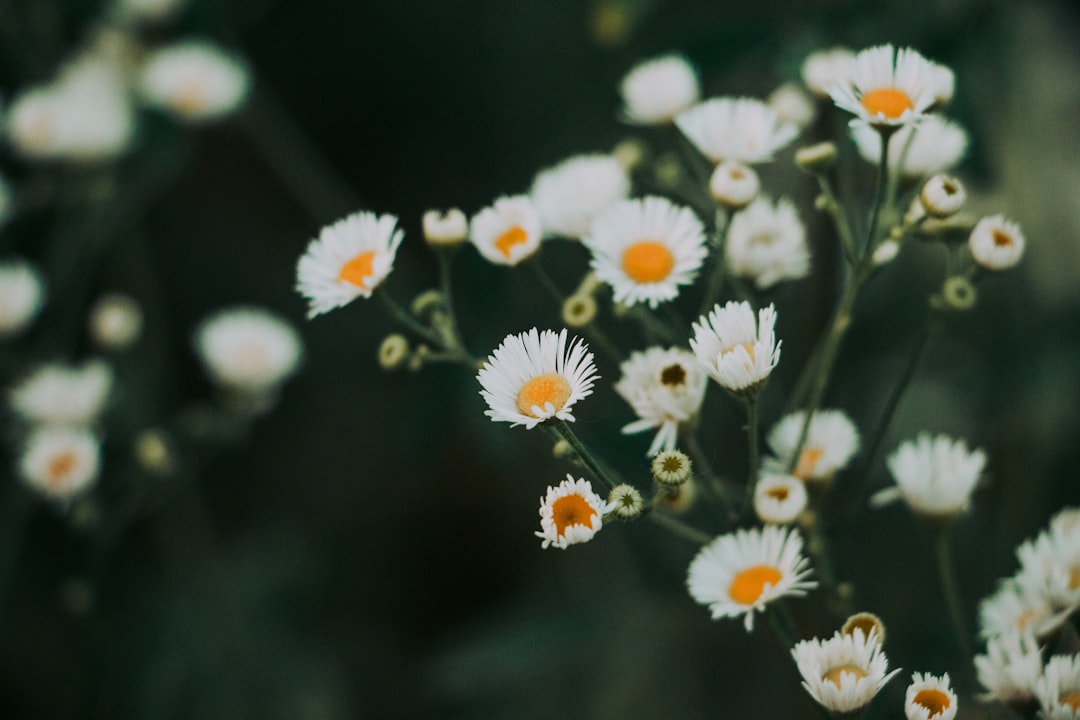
[
  {"left": 822, "top": 664, "right": 868, "bottom": 688},
  {"left": 338, "top": 250, "right": 377, "bottom": 288},
  {"left": 728, "top": 564, "right": 782, "bottom": 605},
  {"left": 622, "top": 241, "right": 674, "bottom": 283},
  {"left": 1068, "top": 567, "right": 1080, "bottom": 590},
  {"left": 795, "top": 447, "right": 824, "bottom": 480},
  {"left": 721, "top": 342, "right": 757, "bottom": 364},
  {"left": 765, "top": 486, "right": 790, "bottom": 501},
  {"left": 516, "top": 373, "right": 571, "bottom": 417},
  {"left": 659, "top": 363, "right": 687, "bottom": 388},
  {"left": 47, "top": 451, "right": 77, "bottom": 487},
  {"left": 992, "top": 230, "right": 1014, "bottom": 248},
  {"left": 173, "top": 79, "right": 208, "bottom": 115},
  {"left": 860, "top": 88, "right": 914, "bottom": 119},
  {"left": 914, "top": 689, "right": 952, "bottom": 718},
  {"left": 551, "top": 494, "right": 597, "bottom": 536},
  {"left": 494, "top": 225, "right": 529, "bottom": 259},
  {"left": 1060, "top": 690, "right": 1080, "bottom": 712}
]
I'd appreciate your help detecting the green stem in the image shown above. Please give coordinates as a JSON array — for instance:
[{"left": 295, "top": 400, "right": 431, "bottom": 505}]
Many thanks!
[
  {"left": 642, "top": 508, "right": 712, "bottom": 545},
  {"left": 554, "top": 420, "right": 618, "bottom": 491},
  {"left": 815, "top": 174, "right": 858, "bottom": 267},
  {"left": 744, "top": 397, "right": 760, "bottom": 512},
  {"left": 435, "top": 248, "right": 470, "bottom": 353},
  {"left": 683, "top": 431, "right": 735, "bottom": 521},
  {"left": 627, "top": 305, "right": 679, "bottom": 345},
  {"left": 698, "top": 208, "right": 733, "bottom": 319},
  {"left": 529, "top": 258, "right": 565, "bottom": 305},
  {"left": 376, "top": 289, "right": 446, "bottom": 348},
  {"left": 935, "top": 527, "right": 973, "bottom": 663},
  {"left": 864, "top": 126, "right": 898, "bottom": 257},
  {"left": 765, "top": 604, "right": 798, "bottom": 650}
]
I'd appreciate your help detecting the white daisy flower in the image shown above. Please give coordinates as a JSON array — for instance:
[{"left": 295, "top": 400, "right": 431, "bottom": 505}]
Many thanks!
[
  {"left": 614, "top": 346, "right": 708, "bottom": 456},
  {"left": 194, "top": 306, "right": 304, "bottom": 394},
  {"left": 904, "top": 672, "right": 958, "bottom": 720},
  {"left": 690, "top": 301, "right": 781, "bottom": 395},
  {"left": 801, "top": 47, "right": 855, "bottom": 97},
  {"left": 421, "top": 208, "right": 468, "bottom": 246},
  {"left": 724, "top": 196, "right": 810, "bottom": 289},
  {"left": 827, "top": 45, "right": 942, "bottom": 127},
  {"left": 676, "top": 97, "right": 799, "bottom": 164},
  {"left": 1014, "top": 529, "right": 1080, "bottom": 613},
  {"left": 767, "top": 82, "right": 816, "bottom": 129},
  {"left": 930, "top": 62, "right": 956, "bottom": 108},
  {"left": 469, "top": 195, "right": 543, "bottom": 266},
  {"left": 764, "top": 409, "right": 860, "bottom": 483},
  {"left": 477, "top": 328, "right": 598, "bottom": 430},
  {"left": 11, "top": 360, "right": 112, "bottom": 426},
  {"left": 872, "top": 434, "right": 986, "bottom": 522},
  {"left": 850, "top": 115, "right": 969, "bottom": 177},
  {"left": 529, "top": 154, "right": 629, "bottom": 239},
  {"left": 1036, "top": 655, "right": 1080, "bottom": 720},
  {"left": 536, "top": 474, "right": 609, "bottom": 549},
  {"left": 139, "top": 40, "right": 249, "bottom": 122},
  {"left": 619, "top": 54, "right": 700, "bottom": 125},
  {"left": 686, "top": 524, "right": 816, "bottom": 631},
  {"left": 975, "top": 630, "right": 1042, "bottom": 704},
  {"left": 708, "top": 161, "right": 760, "bottom": 208},
  {"left": 584, "top": 196, "right": 707, "bottom": 309},
  {"left": 0, "top": 259, "right": 45, "bottom": 338},
  {"left": 88, "top": 292, "right": 142, "bottom": 350},
  {"left": 979, "top": 577, "right": 1070, "bottom": 641},
  {"left": 1050, "top": 507, "right": 1080, "bottom": 545},
  {"left": 296, "top": 211, "right": 405, "bottom": 318},
  {"left": 792, "top": 628, "right": 901, "bottom": 716},
  {"left": 753, "top": 472, "right": 808, "bottom": 525},
  {"left": 20, "top": 426, "right": 101, "bottom": 502},
  {"left": 969, "top": 215, "right": 1025, "bottom": 271},
  {"left": 920, "top": 175, "right": 966, "bottom": 218}
]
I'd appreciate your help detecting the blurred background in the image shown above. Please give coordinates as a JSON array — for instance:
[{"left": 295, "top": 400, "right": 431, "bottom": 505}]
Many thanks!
[{"left": 0, "top": 0, "right": 1079, "bottom": 717}]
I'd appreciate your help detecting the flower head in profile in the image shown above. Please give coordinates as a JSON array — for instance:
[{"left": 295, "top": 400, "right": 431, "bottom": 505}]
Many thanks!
[
  {"left": 764, "top": 409, "right": 860, "bottom": 484},
  {"left": 686, "top": 524, "right": 816, "bottom": 631},
  {"left": 477, "top": 328, "right": 598, "bottom": 429},
  {"left": 975, "top": 630, "right": 1042, "bottom": 705},
  {"left": 536, "top": 474, "right": 609, "bottom": 549},
  {"left": 139, "top": 40, "right": 249, "bottom": 122},
  {"left": 978, "top": 577, "right": 1071, "bottom": 642},
  {"left": 615, "top": 346, "right": 707, "bottom": 456},
  {"left": 585, "top": 196, "right": 707, "bottom": 308},
  {"left": 872, "top": 433, "right": 986, "bottom": 522},
  {"left": 904, "top": 672, "right": 957, "bottom": 720},
  {"left": 20, "top": 426, "right": 101, "bottom": 503},
  {"left": 296, "top": 211, "right": 405, "bottom": 318},
  {"left": 1035, "top": 654, "right": 1080, "bottom": 720},
  {"left": 851, "top": 115, "right": 969, "bottom": 177},
  {"left": 690, "top": 301, "right": 781, "bottom": 396},
  {"left": 725, "top": 196, "right": 810, "bottom": 289},
  {"left": 792, "top": 628, "right": 901, "bottom": 716},
  {"left": 619, "top": 54, "right": 700, "bottom": 125},
  {"left": 194, "top": 306, "right": 304, "bottom": 394},
  {"left": 529, "top": 154, "right": 629, "bottom": 239},
  {"left": 676, "top": 97, "right": 799, "bottom": 164},
  {"left": 11, "top": 360, "right": 113, "bottom": 426},
  {"left": 1013, "top": 527, "right": 1080, "bottom": 613},
  {"left": 827, "top": 45, "right": 942, "bottom": 127},
  {"left": 0, "top": 259, "right": 45, "bottom": 338},
  {"left": 469, "top": 195, "right": 543, "bottom": 266}
]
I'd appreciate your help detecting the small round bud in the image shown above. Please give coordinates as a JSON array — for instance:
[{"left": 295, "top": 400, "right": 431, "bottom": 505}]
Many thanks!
[
  {"left": 842, "top": 611, "right": 886, "bottom": 644},
  {"left": 378, "top": 334, "right": 410, "bottom": 370},
  {"left": 612, "top": 138, "right": 646, "bottom": 172},
  {"left": 941, "top": 276, "right": 977, "bottom": 311},
  {"left": 873, "top": 239, "right": 901, "bottom": 266},
  {"left": 813, "top": 194, "right": 831, "bottom": 211},
  {"left": 552, "top": 439, "right": 573, "bottom": 459},
  {"left": 795, "top": 142, "right": 837, "bottom": 173},
  {"left": 920, "top": 175, "right": 966, "bottom": 218},
  {"left": 654, "top": 152, "right": 682, "bottom": 190},
  {"left": 410, "top": 290, "right": 444, "bottom": 319},
  {"left": 709, "top": 161, "right": 759, "bottom": 208},
  {"left": 134, "top": 428, "right": 173, "bottom": 475},
  {"left": 651, "top": 449, "right": 692, "bottom": 487},
  {"left": 608, "top": 484, "right": 644, "bottom": 519},
  {"left": 753, "top": 472, "right": 808, "bottom": 525},
  {"left": 969, "top": 214, "right": 1025, "bottom": 271},
  {"left": 88, "top": 292, "right": 143, "bottom": 350},
  {"left": 562, "top": 293, "right": 597, "bottom": 328},
  {"left": 422, "top": 208, "right": 468, "bottom": 247}
]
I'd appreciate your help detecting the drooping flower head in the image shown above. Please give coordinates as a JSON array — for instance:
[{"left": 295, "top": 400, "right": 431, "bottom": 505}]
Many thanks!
[
  {"left": 536, "top": 474, "right": 609, "bottom": 549},
  {"left": 615, "top": 346, "right": 707, "bottom": 456},
  {"left": 584, "top": 196, "right": 707, "bottom": 308},
  {"left": 686, "top": 524, "right": 816, "bottom": 631},
  {"left": 792, "top": 628, "right": 901, "bottom": 716},
  {"left": 690, "top": 301, "right": 781, "bottom": 395},
  {"left": 529, "top": 154, "right": 629, "bottom": 239},
  {"left": 477, "top": 328, "right": 598, "bottom": 430},
  {"left": 676, "top": 97, "right": 799, "bottom": 164},
  {"left": 296, "top": 211, "right": 405, "bottom": 318},
  {"left": 827, "top": 45, "right": 943, "bottom": 127}
]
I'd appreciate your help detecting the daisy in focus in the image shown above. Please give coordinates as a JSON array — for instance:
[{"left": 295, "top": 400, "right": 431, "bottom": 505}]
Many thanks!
[
  {"left": 619, "top": 54, "right": 700, "bottom": 125},
  {"left": 296, "top": 211, "right": 405, "bottom": 318},
  {"left": 10, "top": 360, "right": 113, "bottom": 426},
  {"left": 724, "top": 196, "right": 810, "bottom": 289},
  {"left": 872, "top": 433, "right": 986, "bottom": 522},
  {"left": 20, "top": 426, "right": 101, "bottom": 502},
  {"left": 827, "top": 45, "right": 943, "bottom": 127},
  {"left": 469, "top": 195, "right": 543, "bottom": 266},
  {"left": 614, "top": 346, "right": 707, "bottom": 456},
  {"left": 904, "top": 672, "right": 957, "bottom": 720},
  {"left": 477, "top": 328, "right": 597, "bottom": 430},
  {"left": 194, "top": 306, "right": 304, "bottom": 396},
  {"left": 764, "top": 409, "right": 860, "bottom": 484},
  {"left": 536, "top": 474, "right": 609, "bottom": 549},
  {"left": 686, "top": 524, "right": 816, "bottom": 631},
  {"left": 584, "top": 196, "right": 707, "bottom": 308},
  {"left": 675, "top": 97, "right": 799, "bottom": 165},
  {"left": 690, "top": 301, "right": 781, "bottom": 395},
  {"left": 529, "top": 154, "right": 629, "bottom": 239},
  {"left": 139, "top": 39, "right": 250, "bottom": 122},
  {"left": 792, "top": 628, "right": 901, "bottom": 716}
]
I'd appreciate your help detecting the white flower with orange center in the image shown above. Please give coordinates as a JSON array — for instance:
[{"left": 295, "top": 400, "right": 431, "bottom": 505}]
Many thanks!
[
  {"left": 139, "top": 40, "right": 249, "bottom": 122},
  {"left": 10, "top": 360, "right": 113, "bottom": 426},
  {"left": 20, "top": 426, "right": 101, "bottom": 502},
  {"left": 469, "top": 195, "right": 543, "bottom": 266},
  {"left": 851, "top": 115, "right": 969, "bottom": 178},
  {"left": 827, "top": 45, "right": 942, "bottom": 127},
  {"left": 904, "top": 672, "right": 957, "bottom": 720},
  {"left": 969, "top": 215, "right": 1025, "bottom": 271},
  {"left": 979, "top": 578, "right": 1070, "bottom": 643},
  {"left": 873, "top": 434, "right": 986, "bottom": 522},
  {"left": 619, "top": 54, "right": 700, "bottom": 125},
  {"left": 477, "top": 328, "right": 598, "bottom": 430},
  {"left": 725, "top": 196, "right": 810, "bottom": 289},
  {"left": 194, "top": 306, "right": 304, "bottom": 394},
  {"left": 753, "top": 473, "right": 808, "bottom": 525},
  {"left": 792, "top": 628, "right": 901, "bottom": 716},
  {"left": 764, "top": 409, "right": 860, "bottom": 484},
  {"left": 529, "top": 154, "right": 629, "bottom": 239},
  {"left": 614, "top": 346, "right": 707, "bottom": 456},
  {"left": 536, "top": 475, "right": 610, "bottom": 549},
  {"left": 675, "top": 97, "right": 799, "bottom": 165},
  {"left": 0, "top": 259, "right": 45, "bottom": 338},
  {"left": 1037, "top": 655, "right": 1080, "bottom": 720},
  {"left": 690, "top": 301, "right": 781, "bottom": 395},
  {"left": 296, "top": 211, "right": 405, "bottom": 318},
  {"left": 584, "top": 196, "right": 707, "bottom": 308},
  {"left": 686, "top": 524, "right": 816, "bottom": 631},
  {"left": 975, "top": 630, "right": 1042, "bottom": 705},
  {"left": 1014, "top": 529, "right": 1080, "bottom": 613}
]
